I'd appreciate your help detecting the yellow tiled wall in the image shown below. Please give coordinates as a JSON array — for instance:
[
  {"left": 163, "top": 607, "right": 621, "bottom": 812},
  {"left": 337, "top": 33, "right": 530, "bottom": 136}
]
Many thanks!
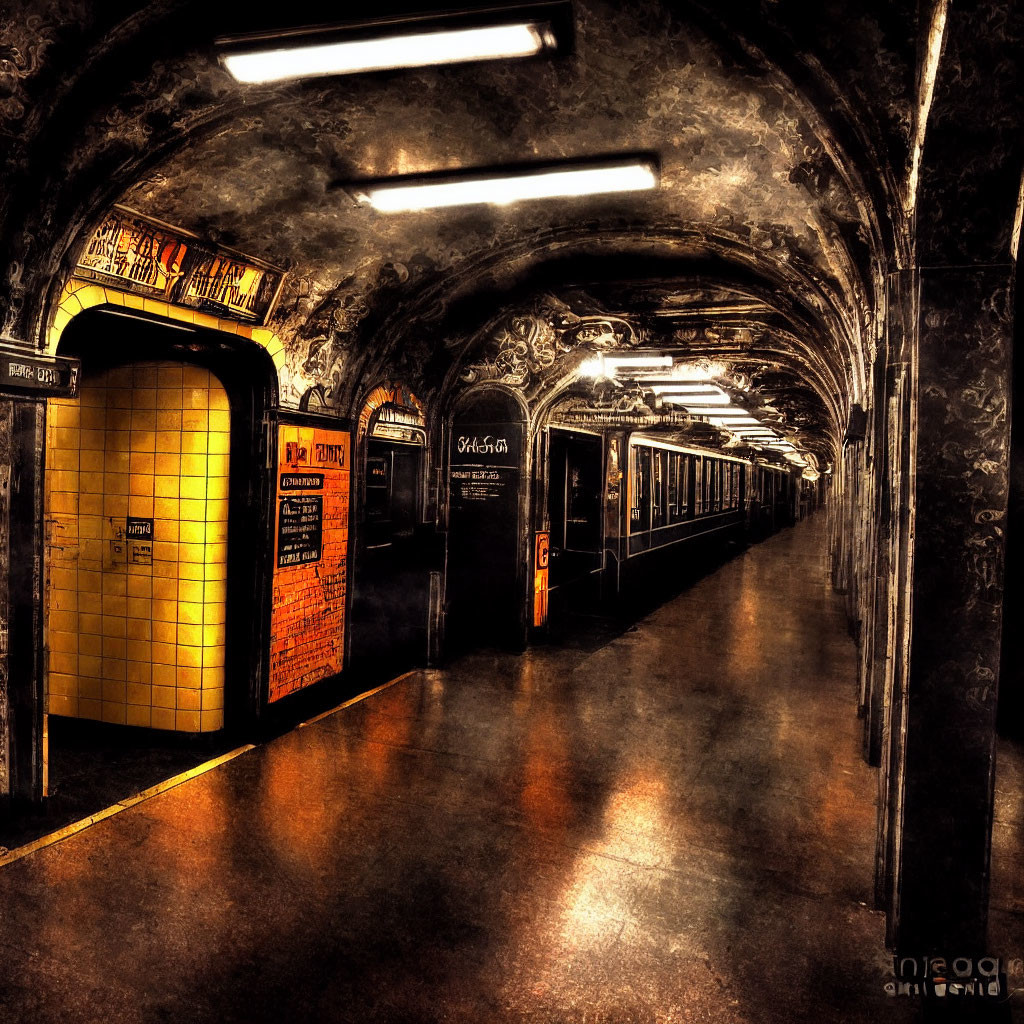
[{"left": 45, "top": 362, "right": 230, "bottom": 732}]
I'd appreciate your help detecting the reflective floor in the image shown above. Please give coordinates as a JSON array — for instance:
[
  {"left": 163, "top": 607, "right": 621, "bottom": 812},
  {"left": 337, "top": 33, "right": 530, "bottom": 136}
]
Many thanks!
[{"left": 0, "top": 516, "right": 921, "bottom": 1023}]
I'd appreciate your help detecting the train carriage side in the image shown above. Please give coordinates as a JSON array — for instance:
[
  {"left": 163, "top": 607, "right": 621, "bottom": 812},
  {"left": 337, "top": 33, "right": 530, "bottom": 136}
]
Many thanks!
[
  {"left": 618, "top": 434, "right": 749, "bottom": 597},
  {"left": 539, "top": 427, "right": 804, "bottom": 618}
]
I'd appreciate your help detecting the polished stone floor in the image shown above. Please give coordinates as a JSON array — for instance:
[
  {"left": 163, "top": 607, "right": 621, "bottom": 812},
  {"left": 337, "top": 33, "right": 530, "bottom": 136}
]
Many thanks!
[{"left": 0, "top": 516, "right": 924, "bottom": 1023}]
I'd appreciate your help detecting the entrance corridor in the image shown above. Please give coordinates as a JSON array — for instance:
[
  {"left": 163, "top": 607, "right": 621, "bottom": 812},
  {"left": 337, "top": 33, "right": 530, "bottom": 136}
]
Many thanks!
[{"left": 0, "top": 518, "right": 918, "bottom": 1023}]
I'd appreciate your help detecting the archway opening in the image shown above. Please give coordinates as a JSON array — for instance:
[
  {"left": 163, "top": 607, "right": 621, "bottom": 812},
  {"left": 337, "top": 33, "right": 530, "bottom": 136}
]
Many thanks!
[{"left": 40, "top": 306, "right": 276, "bottom": 816}]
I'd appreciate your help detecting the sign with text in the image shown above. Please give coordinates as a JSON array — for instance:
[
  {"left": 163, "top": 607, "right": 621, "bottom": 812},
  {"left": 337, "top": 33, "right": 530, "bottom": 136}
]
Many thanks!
[
  {"left": 449, "top": 423, "right": 522, "bottom": 509},
  {"left": 75, "top": 205, "right": 285, "bottom": 325},
  {"left": 533, "top": 531, "right": 549, "bottom": 628},
  {"left": 277, "top": 494, "right": 323, "bottom": 568},
  {"left": 269, "top": 424, "right": 350, "bottom": 702},
  {"left": 0, "top": 351, "right": 80, "bottom": 397},
  {"left": 180, "top": 252, "right": 282, "bottom": 323},
  {"left": 125, "top": 517, "right": 153, "bottom": 539},
  {"left": 77, "top": 210, "right": 189, "bottom": 295}
]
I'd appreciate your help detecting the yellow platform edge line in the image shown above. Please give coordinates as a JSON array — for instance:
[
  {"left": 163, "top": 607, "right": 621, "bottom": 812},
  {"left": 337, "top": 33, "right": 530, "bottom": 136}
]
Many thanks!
[
  {"left": 0, "top": 743, "right": 255, "bottom": 870},
  {"left": 0, "top": 668, "right": 419, "bottom": 870},
  {"left": 298, "top": 670, "right": 416, "bottom": 727}
]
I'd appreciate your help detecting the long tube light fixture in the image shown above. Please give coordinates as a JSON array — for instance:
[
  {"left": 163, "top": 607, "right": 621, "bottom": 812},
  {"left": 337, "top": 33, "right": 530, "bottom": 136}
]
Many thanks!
[
  {"left": 686, "top": 407, "right": 750, "bottom": 417},
  {"left": 343, "top": 153, "right": 660, "bottom": 212},
  {"left": 655, "top": 387, "right": 729, "bottom": 403},
  {"left": 648, "top": 383, "right": 723, "bottom": 394},
  {"left": 604, "top": 355, "right": 673, "bottom": 368},
  {"left": 219, "top": 3, "right": 572, "bottom": 85}
]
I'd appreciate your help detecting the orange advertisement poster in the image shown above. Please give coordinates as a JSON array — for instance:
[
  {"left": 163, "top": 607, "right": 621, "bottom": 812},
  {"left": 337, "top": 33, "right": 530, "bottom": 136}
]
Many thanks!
[
  {"left": 533, "top": 531, "right": 549, "bottom": 628},
  {"left": 269, "top": 424, "right": 350, "bottom": 702}
]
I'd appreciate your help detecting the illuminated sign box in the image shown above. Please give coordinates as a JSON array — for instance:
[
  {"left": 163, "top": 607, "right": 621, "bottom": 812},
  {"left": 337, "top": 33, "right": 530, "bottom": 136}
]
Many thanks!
[{"left": 75, "top": 206, "right": 286, "bottom": 326}]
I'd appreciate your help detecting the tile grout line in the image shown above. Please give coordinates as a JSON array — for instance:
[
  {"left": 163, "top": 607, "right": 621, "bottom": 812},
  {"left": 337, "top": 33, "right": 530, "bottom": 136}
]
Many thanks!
[{"left": 0, "top": 669, "right": 418, "bottom": 869}]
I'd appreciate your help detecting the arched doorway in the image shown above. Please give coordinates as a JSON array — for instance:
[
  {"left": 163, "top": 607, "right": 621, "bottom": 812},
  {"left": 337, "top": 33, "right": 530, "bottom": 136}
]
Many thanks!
[
  {"left": 43, "top": 306, "right": 276, "bottom": 770},
  {"left": 350, "top": 382, "right": 432, "bottom": 676},
  {"left": 445, "top": 388, "right": 529, "bottom": 654}
]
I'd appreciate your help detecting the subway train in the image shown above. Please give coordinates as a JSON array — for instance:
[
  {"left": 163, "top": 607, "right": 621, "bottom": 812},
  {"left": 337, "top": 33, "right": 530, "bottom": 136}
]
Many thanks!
[
  {"left": 442, "top": 388, "right": 819, "bottom": 653},
  {"left": 540, "top": 427, "right": 802, "bottom": 623}
]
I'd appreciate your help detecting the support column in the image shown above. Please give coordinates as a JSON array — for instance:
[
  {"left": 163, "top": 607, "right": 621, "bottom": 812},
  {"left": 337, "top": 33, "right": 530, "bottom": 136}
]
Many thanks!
[
  {"left": 893, "top": 264, "right": 1013, "bottom": 955},
  {"left": 0, "top": 394, "right": 46, "bottom": 808}
]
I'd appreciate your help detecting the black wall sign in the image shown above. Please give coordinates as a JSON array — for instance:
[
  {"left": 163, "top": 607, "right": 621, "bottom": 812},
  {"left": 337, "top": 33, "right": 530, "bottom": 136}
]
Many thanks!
[
  {"left": 0, "top": 350, "right": 80, "bottom": 397},
  {"left": 280, "top": 473, "right": 324, "bottom": 491},
  {"left": 449, "top": 423, "right": 523, "bottom": 510},
  {"left": 125, "top": 516, "right": 153, "bottom": 539},
  {"left": 277, "top": 494, "right": 323, "bottom": 568}
]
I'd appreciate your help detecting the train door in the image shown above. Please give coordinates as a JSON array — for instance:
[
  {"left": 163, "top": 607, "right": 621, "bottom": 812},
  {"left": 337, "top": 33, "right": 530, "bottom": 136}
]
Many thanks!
[
  {"left": 446, "top": 389, "right": 527, "bottom": 653},
  {"left": 547, "top": 428, "right": 603, "bottom": 620}
]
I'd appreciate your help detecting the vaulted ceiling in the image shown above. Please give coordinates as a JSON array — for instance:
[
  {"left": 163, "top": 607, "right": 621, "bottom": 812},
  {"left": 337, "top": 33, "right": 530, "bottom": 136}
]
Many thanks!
[{"left": 2, "top": 0, "right": 920, "bottom": 462}]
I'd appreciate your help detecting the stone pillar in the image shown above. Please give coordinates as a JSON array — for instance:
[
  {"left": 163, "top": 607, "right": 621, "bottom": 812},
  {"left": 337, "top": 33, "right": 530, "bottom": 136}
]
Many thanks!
[
  {"left": 884, "top": 0, "right": 1022, "bottom": 957},
  {"left": 891, "top": 264, "right": 1013, "bottom": 955},
  {"left": 0, "top": 394, "right": 46, "bottom": 808}
]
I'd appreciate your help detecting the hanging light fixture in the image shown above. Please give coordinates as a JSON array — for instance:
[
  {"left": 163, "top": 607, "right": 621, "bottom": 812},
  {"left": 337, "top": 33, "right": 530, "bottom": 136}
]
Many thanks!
[
  {"left": 342, "top": 153, "right": 660, "bottom": 212},
  {"left": 218, "top": 3, "right": 573, "bottom": 84}
]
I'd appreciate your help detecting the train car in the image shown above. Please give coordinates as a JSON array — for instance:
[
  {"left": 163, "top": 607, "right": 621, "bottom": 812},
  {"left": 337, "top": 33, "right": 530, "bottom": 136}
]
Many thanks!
[
  {"left": 748, "top": 459, "right": 797, "bottom": 538},
  {"left": 615, "top": 433, "right": 750, "bottom": 598},
  {"left": 541, "top": 428, "right": 799, "bottom": 625}
]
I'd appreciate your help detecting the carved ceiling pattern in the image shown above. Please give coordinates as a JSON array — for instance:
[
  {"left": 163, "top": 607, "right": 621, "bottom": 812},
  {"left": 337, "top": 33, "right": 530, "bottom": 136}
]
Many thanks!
[{"left": 1, "top": 0, "right": 924, "bottom": 460}]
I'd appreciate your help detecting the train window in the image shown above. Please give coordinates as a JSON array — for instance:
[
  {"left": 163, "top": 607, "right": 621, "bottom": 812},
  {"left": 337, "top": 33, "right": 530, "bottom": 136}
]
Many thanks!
[
  {"left": 681, "top": 454, "right": 691, "bottom": 516},
  {"left": 669, "top": 453, "right": 684, "bottom": 523},
  {"left": 723, "top": 463, "right": 731, "bottom": 509},
  {"left": 632, "top": 445, "right": 653, "bottom": 530},
  {"left": 652, "top": 449, "right": 666, "bottom": 528},
  {"left": 693, "top": 455, "right": 703, "bottom": 515}
]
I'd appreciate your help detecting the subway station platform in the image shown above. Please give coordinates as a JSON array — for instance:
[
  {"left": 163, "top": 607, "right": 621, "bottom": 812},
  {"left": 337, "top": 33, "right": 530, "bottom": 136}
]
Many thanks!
[{"left": 0, "top": 518, "right": 930, "bottom": 1022}]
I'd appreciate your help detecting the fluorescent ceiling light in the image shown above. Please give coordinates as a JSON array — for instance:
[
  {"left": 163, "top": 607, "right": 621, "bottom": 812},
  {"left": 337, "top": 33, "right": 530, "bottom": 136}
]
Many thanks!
[
  {"left": 605, "top": 355, "right": 673, "bottom": 368},
  {"left": 223, "top": 22, "right": 555, "bottom": 84},
  {"left": 350, "top": 155, "right": 660, "bottom": 212},
  {"left": 687, "top": 407, "right": 748, "bottom": 417},
  {"left": 668, "top": 362, "right": 725, "bottom": 382},
  {"left": 648, "top": 383, "right": 722, "bottom": 394},
  {"left": 654, "top": 388, "right": 729, "bottom": 403}
]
